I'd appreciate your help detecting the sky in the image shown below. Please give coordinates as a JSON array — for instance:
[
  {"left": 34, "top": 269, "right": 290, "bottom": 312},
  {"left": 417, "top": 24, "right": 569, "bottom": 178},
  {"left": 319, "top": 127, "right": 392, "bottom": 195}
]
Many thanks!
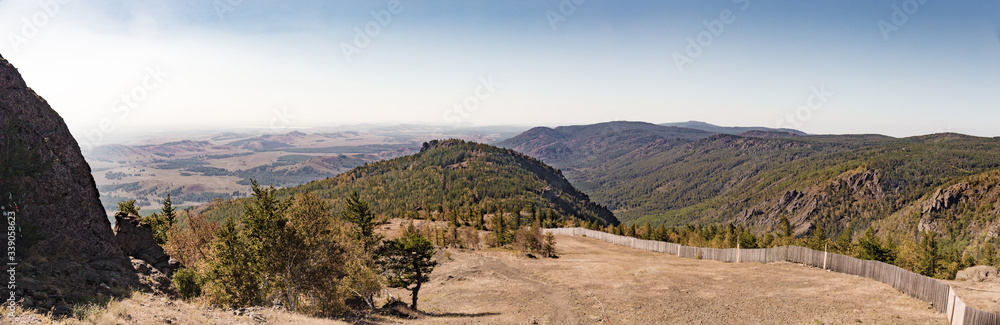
[{"left": 0, "top": 0, "right": 998, "bottom": 145}]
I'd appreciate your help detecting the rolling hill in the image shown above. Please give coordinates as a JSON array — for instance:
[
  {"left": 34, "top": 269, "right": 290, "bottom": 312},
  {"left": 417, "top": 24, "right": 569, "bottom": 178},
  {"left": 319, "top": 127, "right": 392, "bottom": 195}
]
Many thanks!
[
  {"left": 201, "top": 139, "right": 618, "bottom": 226},
  {"left": 660, "top": 121, "right": 807, "bottom": 136},
  {"left": 501, "top": 122, "right": 1000, "bottom": 255},
  {"left": 499, "top": 121, "right": 716, "bottom": 170}
]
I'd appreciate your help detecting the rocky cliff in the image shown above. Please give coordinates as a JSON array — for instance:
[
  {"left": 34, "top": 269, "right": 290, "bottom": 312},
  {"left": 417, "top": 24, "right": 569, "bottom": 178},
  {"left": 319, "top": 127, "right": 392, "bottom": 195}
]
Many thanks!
[{"left": 0, "top": 53, "right": 139, "bottom": 311}]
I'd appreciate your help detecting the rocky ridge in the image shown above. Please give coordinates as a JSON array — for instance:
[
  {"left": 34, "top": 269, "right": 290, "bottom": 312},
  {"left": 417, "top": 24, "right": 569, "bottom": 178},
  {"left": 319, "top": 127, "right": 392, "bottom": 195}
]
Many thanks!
[{"left": 0, "top": 53, "right": 141, "bottom": 311}]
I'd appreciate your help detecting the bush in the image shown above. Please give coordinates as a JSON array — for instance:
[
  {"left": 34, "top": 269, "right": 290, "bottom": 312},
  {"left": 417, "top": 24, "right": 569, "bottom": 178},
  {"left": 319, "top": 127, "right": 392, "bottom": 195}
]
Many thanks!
[{"left": 173, "top": 267, "right": 203, "bottom": 299}]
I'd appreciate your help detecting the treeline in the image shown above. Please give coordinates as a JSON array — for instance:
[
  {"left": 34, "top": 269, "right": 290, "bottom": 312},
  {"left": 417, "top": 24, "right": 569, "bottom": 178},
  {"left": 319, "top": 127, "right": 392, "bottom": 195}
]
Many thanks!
[
  {"left": 586, "top": 216, "right": 998, "bottom": 280},
  {"left": 404, "top": 206, "right": 559, "bottom": 258}
]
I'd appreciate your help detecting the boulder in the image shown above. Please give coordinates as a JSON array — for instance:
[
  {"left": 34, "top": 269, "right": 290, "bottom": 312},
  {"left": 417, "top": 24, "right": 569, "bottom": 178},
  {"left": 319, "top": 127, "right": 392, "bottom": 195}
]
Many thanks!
[
  {"left": 956, "top": 265, "right": 999, "bottom": 282},
  {"left": 0, "top": 52, "right": 139, "bottom": 310},
  {"left": 113, "top": 212, "right": 179, "bottom": 275},
  {"left": 113, "top": 212, "right": 181, "bottom": 295}
]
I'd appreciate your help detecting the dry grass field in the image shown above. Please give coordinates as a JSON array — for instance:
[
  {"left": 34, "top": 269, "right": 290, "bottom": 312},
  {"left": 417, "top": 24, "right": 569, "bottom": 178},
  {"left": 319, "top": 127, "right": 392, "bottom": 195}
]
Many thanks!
[{"left": 8, "top": 233, "right": 970, "bottom": 324}]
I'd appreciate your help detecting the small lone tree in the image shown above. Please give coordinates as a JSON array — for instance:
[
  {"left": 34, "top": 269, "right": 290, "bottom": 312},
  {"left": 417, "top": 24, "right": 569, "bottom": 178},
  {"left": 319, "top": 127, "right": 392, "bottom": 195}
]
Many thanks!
[
  {"left": 379, "top": 229, "right": 437, "bottom": 310},
  {"left": 542, "top": 232, "right": 557, "bottom": 258}
]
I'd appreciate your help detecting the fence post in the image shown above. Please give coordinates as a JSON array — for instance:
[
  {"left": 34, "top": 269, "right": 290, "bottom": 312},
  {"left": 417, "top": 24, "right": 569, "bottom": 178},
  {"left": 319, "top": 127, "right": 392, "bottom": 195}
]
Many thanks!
[
  {"left": 737, "top": 242, "right": 741, "bottom": 264},
  {"left": 823, "top": 244, "right": 828, "bottom": 270}
]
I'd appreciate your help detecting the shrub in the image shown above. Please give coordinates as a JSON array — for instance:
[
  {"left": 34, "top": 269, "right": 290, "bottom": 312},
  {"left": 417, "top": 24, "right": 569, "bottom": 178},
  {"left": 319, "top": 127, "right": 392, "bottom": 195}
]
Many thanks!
[{"left": 173, "top": 267, "right": 203, "bottom": 299}]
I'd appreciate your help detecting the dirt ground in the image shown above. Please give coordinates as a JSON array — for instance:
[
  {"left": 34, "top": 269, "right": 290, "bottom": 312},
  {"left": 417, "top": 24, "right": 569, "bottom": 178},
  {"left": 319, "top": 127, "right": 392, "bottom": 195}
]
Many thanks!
[
  {"left": 6, "top": 234, "right": 958, "bottom": 324},
  {"left": 387, "top": 234, "right": 947, "bottom": 325}
]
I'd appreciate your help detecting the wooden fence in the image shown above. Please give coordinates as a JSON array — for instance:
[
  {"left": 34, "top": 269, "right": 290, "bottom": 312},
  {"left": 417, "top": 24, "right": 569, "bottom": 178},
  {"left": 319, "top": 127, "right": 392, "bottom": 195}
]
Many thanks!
[{"left": 543, "top": 228, "right": 1000, "bottom": 325}]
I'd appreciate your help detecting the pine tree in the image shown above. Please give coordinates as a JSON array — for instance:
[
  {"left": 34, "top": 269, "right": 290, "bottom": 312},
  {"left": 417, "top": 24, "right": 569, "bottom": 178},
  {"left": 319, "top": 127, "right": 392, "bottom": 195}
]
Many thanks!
[
  {"left": 116, "top": 199, "right": 141, "bottom": 216},
  {"left": 834, "top": 226, "right": 854, "bottom": 255},
  {"left": 207, "top": 217, "right": 261, "bottom": 307},
  {"left": 780, "top": 215, "right": 793, "bottom": 238},
  {"left": 145, "top": 194, "right": 177, "bottom": 245},
  {"left": 858, "top": 227, "right": 891, "bottom": 262},
  {"left": 342, "top": 191, "right": 378, "bottom": 250},
  {"left": 379, "top": 230, "right": 437, "bottom": 311},
  {"left": 917, "top": 231, "right": 939, "bottom": 277},
  {"left": 808, "top": 225, "right": 827, "bottom": 251},
  {"left": 542, "top": 232, "right": 557, "bottom": 258}
]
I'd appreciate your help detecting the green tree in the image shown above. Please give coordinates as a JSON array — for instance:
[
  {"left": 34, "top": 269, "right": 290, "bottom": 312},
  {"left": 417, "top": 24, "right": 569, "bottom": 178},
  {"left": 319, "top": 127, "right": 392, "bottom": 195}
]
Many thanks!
[
  {"left": 116, "top": 199, "right": 141, "bottom": 216},
  {"left": 145, "top": 194, "right": 177, "bottom": 245},
  {"left": 206, "top": 217, "right": 261, "bottom": 307},
  {"left": 779, "top": 215, "right": 793, "bottom": 238},
  {"left": 980, "top": 244, "right": 997, "bottom": 267},
  {"left": 834, "top": 226, "right": 854, "bottom": 255},
  {"left": 491, "top": 212, "right": 511, "bottom": 246},
  {"left": 807, "top": 225, "right": 827, "bottom": 251},
  {"left": 858, "top": 227, "right": 892, "bottom": 263},
  {"left": 542, "top": 232, "right": 557, "bottom": 258},
  {"left": 917, "top": 231, "right": 939, "bottom": 277},
  {"left": 379, "top": 230, "right": 437, "bottom": 311},
  {"left": 282, "top": 192, "right": 349, "bottom": 314},
  {"left": 342, "top": 191, "right": 378, "bottom": 250},
  {"left": 173, "top": 267, "right": 203, "bottom": 300}
]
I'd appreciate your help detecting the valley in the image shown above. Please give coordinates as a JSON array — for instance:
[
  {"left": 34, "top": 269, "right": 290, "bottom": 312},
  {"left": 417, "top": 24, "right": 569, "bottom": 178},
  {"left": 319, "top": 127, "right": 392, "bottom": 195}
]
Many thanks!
[{"left": 83, "top": 126, "right": 524, "bottom": 215}]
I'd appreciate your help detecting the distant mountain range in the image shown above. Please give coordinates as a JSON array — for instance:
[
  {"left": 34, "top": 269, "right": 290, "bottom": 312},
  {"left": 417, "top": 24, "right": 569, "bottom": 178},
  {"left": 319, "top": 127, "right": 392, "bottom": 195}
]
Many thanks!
[
  {"left": 501, "top": 121, "right": 1000, "bottom": 254},
  {"left": 660, "top": 121, "right": 807, "bottom": 136}
]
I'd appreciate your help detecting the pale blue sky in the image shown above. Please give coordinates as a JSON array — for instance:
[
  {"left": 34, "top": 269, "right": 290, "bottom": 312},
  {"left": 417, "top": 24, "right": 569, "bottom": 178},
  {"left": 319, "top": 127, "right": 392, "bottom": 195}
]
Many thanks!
[{"left": 1, "top": 0, "right": 997, "bottom": 141}]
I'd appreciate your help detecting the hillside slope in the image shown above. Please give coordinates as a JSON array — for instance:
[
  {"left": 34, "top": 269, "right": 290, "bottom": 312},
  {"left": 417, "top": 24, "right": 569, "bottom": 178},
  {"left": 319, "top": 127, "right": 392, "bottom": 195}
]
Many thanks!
[
  {"left": 203, "top": 139, "right": 617, "bottom": 226},
  {"left": 660, "top": 120, "right": 806, "bottom": 136},
  {"left": 503, "top": 122, "right": 1000, "bottom": 249},
  {"left": 499, "top": 121, "right": 715, "bottom": 170}
]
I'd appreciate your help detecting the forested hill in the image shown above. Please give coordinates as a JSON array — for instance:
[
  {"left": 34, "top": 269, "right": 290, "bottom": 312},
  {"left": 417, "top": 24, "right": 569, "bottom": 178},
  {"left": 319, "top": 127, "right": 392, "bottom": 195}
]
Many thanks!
[
  {"left": 202, "top": 139, "right": 618, "bottom": 226},
  {"left": 502, "top": 122, "right": 1000, "bottom": 251}
]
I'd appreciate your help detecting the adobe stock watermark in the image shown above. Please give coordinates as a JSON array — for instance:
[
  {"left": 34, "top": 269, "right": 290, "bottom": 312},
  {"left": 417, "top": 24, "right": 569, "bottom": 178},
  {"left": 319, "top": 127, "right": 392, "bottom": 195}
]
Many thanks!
[
  {"left": 341, "top": 0, "right": 403, "bottom": 63},
  {"left": 775, "top": 84, "right": 833, "bottom": 130},
  {"left": 878, "top": 0, "right": 929, "bottom": 41},
  {"left": 268, "top": 107, "right": 296, "bottom": 133},
  {"left": 213, "top": 0, "right": 244, "bottom": 21},
  {"left": 3, "top": 196, "right": 18, "bottom": 317},
  {"left": 6, "top": 0, "right": 72, "bottom": 53},
  {"left": 546, "top": 0, "right": 588, "bottom": 31},
  {"left": 443, "top": 75, "right": 500, "bottom": 125},
  {"left": 672, "top": 0, "right": 750, "bottom": 73},
  {"left": 79, "top": 65, "right": 168, "bottom": 151}
]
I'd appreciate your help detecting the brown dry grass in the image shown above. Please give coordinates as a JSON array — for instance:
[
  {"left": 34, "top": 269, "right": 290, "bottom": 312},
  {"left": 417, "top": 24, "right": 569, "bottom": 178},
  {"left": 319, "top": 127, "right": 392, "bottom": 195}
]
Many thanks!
[
  {"left": 387, "top": 234, "right": 947, "bottom": 324},
  {"left": 4, "top": 234, "right": 957, "bottom": 324},
  {"left": 2, "top": 292, "right": 348, "bottom": 325}
]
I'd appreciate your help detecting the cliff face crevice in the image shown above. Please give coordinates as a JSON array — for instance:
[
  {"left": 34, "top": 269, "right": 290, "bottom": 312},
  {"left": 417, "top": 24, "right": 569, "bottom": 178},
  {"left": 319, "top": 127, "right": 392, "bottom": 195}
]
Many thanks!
[{"left": 0, "top": 54, "right": 139, "bottom": 310}]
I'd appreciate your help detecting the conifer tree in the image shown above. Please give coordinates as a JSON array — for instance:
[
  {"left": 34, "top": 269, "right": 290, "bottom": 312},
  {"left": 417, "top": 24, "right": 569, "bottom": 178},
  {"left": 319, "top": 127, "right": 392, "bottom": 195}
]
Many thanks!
[
  {"left": 379, "top": 229, "right": 437, "bottom": 310},
  {"left": 342, "top": 191, "right": 378, "bottom": 250},
  {"left": 917, "top": 231, "right": 939, "bottom": 277}
]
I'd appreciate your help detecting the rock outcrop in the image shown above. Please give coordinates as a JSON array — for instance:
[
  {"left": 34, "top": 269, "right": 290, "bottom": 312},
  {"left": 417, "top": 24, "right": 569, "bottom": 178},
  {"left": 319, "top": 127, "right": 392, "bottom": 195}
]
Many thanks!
[
  {"left": 0, "top": 53, "right": 139, "bottom": 310},
  {"left": 113, "top": 212, "right": 176, "bottom": 274},
  {"left": 113, "top": 212, "right": 181, "bottom": 296},
  {"left": 956, "top": 266, "right": 999, "bottom": 282}
]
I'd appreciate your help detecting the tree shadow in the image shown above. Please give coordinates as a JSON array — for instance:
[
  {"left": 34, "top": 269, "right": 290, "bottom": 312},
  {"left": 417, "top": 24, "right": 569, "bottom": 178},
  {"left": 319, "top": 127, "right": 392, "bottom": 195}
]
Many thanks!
[{"left": 420, "top": 311, "right": 501, "bottom": 318}]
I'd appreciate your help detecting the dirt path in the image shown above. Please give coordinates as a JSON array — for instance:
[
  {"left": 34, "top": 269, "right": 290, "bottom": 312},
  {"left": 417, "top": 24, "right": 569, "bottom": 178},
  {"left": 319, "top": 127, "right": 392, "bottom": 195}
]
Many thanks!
[{"left": 391, "top": 234, "right": 946, "bottom": 324}]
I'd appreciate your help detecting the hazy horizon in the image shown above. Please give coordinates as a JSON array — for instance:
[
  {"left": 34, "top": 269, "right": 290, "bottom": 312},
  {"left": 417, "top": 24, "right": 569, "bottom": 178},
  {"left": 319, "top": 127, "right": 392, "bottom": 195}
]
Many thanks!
[{"left": 2, "top": 0, "right": 998, "bottom": 145}]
